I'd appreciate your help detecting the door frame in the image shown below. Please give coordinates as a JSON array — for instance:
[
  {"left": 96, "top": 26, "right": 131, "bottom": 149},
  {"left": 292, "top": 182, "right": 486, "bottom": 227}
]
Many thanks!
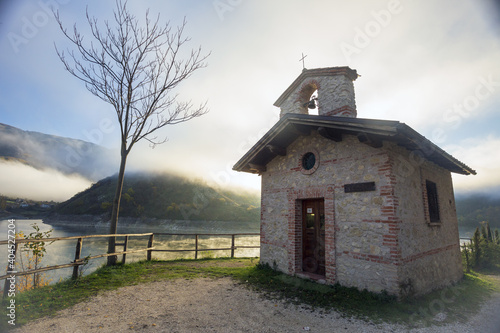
[
  {"left": 301, "top": 198, "right": 325, "bottom": 276},
  {"left": 287, "top": 186, "right": 335, "bottom": 283}
]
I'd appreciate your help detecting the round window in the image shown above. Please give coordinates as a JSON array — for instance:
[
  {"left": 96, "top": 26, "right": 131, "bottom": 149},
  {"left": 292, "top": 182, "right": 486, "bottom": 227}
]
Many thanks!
[{"left": 302, "top": 152, "right": 316, "bottom": 170}]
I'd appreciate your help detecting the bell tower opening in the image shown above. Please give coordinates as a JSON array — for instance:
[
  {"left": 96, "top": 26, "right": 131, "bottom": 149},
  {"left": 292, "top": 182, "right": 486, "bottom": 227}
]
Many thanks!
[
  {"left": 274, "top": 67, "right": 358, "bottom": 119},
  {"left": 305, "top": 90, "right": 319, "bottom": 115},
  {"left": 298, "top": 82, "right": 319, "bottom": 115}
]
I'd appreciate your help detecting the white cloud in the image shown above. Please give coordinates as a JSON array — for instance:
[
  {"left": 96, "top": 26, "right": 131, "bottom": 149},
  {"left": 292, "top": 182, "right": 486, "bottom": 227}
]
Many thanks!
[{"left": 447, "top": 135, "right": 500, "bottom": 194}]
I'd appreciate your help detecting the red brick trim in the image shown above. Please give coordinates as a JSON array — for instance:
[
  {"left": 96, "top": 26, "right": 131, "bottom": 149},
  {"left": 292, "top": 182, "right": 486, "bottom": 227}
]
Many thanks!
[
  {"left": 401, "top": 244, "right": 458, "bottom": 264},
  {"left": 323, "top": 105, "right": 357, "bottom": 118},
  {"left": 338, "top": 243, "right": 459, "bottom": 267},
  {"left": 286, "top": 185, "right": 336, "bottom": 284},
  {"left": 274, "top": 67, "right": 358, "bottom": 107},
  {"left": 291, "top": 79, "right": 321, "bottom": 115},
  {"left": 339, "top": 251, "right": 393, "bottom": 265},
  {"left": 421, "top": 171, "right": 443, "bottom": 226}
]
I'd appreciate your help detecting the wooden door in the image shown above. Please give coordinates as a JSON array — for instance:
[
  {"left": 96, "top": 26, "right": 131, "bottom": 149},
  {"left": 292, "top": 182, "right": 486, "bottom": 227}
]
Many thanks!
[{"left": 302, "top": 199, "right": 325, "bottom": 276}]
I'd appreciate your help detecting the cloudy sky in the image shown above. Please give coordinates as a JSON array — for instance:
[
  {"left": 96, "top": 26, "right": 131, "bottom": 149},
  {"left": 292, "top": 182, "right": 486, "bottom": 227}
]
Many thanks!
[{"left": 1, "top": 0, "right": 499, "bottom": 201}]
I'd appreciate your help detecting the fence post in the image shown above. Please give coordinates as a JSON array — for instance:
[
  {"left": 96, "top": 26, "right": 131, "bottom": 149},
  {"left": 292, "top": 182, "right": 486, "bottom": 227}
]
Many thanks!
[
  {"left": 147, "top": 234, "right": 154, "bottom": 261},
  {"left": 3, "top": 243, "right": 17, "bottom": 299},
  {"left": 231, "top": 234, "right": 235, "bottom": 258},
  {"left": 194, "top": 235, "right": 199, "bottom": 259},
  {"left": 122, "top": 236, "right": 129, "bottom": 264},
  {"left": 72, "top": 238, "right": 83, "bottom": 280}
]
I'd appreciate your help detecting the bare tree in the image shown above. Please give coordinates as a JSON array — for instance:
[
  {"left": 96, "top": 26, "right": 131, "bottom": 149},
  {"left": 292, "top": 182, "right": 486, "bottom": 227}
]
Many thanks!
[{"left": 55, "top": 1, "right": 209, "bottom": 265}]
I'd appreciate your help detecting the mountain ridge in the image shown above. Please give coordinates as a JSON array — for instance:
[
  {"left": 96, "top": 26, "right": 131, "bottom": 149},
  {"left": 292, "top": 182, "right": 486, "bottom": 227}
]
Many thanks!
[
  {"left": 456, "top": 195, "right": 500, "bottom": 229},
  {"left": 52, "top": 172, "right": 260, "bottom": 223},
  {"left": 0, "top": 122, "right": 115, "bottom": 181}
]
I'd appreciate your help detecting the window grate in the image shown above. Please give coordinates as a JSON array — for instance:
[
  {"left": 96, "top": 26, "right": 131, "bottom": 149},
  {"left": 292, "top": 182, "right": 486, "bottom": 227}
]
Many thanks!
[{"left": 426, "top": 180, "right": 440, "bottom": 222}]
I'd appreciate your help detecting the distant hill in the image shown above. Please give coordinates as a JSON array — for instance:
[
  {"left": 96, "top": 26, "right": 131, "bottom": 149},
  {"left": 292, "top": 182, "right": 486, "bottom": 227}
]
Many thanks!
[
  {"left": 0, "top": 123, "right": 115, "bottom": 180},
  {"left": 52, "top": 173, "right": 498, "bottom": 226},
  {"left": 53, "top": 172, "right": 260, "bottom": 222},
  {"left": 456, "top": 195, "right": 500, "bottom": 229}
]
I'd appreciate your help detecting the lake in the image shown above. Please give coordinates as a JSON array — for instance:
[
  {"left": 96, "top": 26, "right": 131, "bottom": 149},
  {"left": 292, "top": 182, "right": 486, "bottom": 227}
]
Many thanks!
[
  {"left": 0, "top": 218, "right": 260, "bottom": 285},
  {"left": 0, "top": 219, "right": 475, "bottom": 286}
]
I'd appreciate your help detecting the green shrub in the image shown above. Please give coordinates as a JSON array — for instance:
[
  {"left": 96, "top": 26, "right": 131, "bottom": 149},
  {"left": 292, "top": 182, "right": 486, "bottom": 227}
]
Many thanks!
[{"left": 462, "top": 221, "right": 500, "bottom": 272}]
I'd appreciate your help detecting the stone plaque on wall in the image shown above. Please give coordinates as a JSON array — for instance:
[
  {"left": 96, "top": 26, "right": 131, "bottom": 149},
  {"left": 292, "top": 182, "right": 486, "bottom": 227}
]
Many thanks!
[{"left": 344, "top": 181, "right": 376, "bottom": 193}]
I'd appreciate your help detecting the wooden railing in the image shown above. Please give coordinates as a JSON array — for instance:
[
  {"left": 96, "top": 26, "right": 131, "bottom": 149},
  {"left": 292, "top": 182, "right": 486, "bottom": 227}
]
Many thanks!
[
  {"left": 151, "top": 233, "right": 260, "bottom": 259},
  {"left": 0, "top": 232, "right": 259, "bottom": 297}
]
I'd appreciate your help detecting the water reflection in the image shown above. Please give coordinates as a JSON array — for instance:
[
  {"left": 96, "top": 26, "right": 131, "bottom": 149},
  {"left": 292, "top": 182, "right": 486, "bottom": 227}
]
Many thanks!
[{"left": 0, "top": 219, "right": 259, "bottom": 285}]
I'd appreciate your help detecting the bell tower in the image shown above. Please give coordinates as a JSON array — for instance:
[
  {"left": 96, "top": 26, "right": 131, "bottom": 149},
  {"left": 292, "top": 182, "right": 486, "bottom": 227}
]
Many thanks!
[{"left": 273, "top": 67, "right": 359, "bottom": 118}]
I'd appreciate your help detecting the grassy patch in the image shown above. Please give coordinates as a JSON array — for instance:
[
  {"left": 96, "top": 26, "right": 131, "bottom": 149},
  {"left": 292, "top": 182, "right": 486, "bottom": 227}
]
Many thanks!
[
  {"left": 1, "top": 258, "right": 498, "bottom": 331},
  {"left": 228, "top": 264, "right": 500, "bottom": 326},
  {"left": 0, "top": 258, "right": 257, "bottom": 331},
  {"left": 242, "top": 265, "right": 500, "bottom": 327}
]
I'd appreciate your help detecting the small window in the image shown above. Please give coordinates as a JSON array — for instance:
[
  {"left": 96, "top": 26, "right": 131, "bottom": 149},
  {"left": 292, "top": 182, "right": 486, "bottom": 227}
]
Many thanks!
[
  {"left": 426, "top": 180, "right": 440, "bottom": 223},
  {"left": 300, "top": 149, "right": 320, "bottom": 175},
  {"left": 302, "top": 152, "right": 316, "bottom": 170}
]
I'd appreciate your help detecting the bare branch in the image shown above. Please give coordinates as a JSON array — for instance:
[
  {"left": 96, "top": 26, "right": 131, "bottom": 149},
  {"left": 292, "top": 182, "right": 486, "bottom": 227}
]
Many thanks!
[{"left": 55, "top": 1, "right": 209, "bottom": 153}]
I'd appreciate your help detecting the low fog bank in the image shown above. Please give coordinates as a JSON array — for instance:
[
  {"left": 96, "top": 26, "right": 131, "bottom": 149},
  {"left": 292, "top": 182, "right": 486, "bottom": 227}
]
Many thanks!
[
  {"left": 455, "top": 186, "right": 500, "bottom": 200},
  {"left": 448, "top": 136, "right": 500, "bottom": 196},
  {"left": 0, "top": 123, "right": 118, "bottom": 181},
  {"left": 0, "top": 160, "right": 92, "bottom": 201}
]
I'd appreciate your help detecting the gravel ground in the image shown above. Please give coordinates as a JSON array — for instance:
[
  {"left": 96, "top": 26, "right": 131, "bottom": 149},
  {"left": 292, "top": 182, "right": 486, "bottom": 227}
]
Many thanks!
[{"left": 10, "top": 276, "right": 500, "bottom": 333}]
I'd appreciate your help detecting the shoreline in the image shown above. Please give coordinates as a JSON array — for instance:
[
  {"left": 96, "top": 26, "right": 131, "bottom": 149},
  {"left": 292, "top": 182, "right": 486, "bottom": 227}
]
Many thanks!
[{"left": 42, "top": 214, "right": 260, "bottom": 233}]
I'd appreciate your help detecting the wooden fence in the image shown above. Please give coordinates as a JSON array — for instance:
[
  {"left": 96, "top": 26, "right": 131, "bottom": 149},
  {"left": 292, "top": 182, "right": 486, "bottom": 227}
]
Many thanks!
[
  {"left": 0, "top": 232, "right": 259, "bottom": 297},
  {"left": 151, "top": 233, "right": 260, "bottom": 260}
]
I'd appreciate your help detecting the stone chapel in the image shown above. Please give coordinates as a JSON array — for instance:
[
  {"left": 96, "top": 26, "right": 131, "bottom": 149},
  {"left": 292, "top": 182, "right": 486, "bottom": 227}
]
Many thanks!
[{"left": 233, "top": 66, "right": 476, "bottom": 296}]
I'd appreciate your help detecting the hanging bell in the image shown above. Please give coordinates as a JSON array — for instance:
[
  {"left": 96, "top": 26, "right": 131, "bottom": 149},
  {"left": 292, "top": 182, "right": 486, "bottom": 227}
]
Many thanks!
[{"left": 307, "top": 99, "right": 316, "bottom": 109}]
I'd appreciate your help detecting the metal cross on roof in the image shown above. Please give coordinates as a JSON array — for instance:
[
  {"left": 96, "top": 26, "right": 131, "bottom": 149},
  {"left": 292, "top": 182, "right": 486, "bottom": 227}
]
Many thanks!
[{"left": 299, "top": 53, "right": 307, "bottom": 70}]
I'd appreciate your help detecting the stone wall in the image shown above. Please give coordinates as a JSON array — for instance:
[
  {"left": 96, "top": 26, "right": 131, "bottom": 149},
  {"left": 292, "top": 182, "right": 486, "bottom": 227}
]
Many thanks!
[
  {"left": 261, "top": 132, "right": 399, "bottom": 293},
  {"left": 260, "top": 131, "right": 462, "bottom": 296},
  {"left": 389, "top": 144, "right": 463, "bottom": 296}
]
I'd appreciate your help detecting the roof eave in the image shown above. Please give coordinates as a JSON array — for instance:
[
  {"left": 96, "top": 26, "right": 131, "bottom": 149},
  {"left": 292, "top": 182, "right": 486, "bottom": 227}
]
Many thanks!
[
  {"left": 395, "top": 123, "right": 477, "bottom": 176},
  {"left": 233, "top": 114, "right": 476, "bottom": 176},
  {"left": 232, "top": 116, "right": 290, "bottom": 173}
]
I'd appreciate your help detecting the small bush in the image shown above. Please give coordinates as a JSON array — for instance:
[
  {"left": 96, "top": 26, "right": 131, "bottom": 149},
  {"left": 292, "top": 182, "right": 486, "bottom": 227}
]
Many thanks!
[
  {"left": 462, "top": 221, "right": 500, "bottom": 272},
  {"left": 15, "top": 223, "right": 54, "bottom": 291}
]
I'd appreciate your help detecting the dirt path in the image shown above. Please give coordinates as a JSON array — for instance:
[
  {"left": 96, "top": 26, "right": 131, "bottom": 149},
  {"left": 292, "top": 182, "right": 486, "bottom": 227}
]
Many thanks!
[{"left": 10, "top": 277, "right": 500, "bottom": 333}]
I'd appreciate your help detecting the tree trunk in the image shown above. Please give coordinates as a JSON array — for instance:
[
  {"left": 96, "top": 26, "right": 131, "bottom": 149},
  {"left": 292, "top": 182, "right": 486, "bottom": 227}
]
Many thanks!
[{"left": 107, "top": 144, "right": 128, "bottom": 266}]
